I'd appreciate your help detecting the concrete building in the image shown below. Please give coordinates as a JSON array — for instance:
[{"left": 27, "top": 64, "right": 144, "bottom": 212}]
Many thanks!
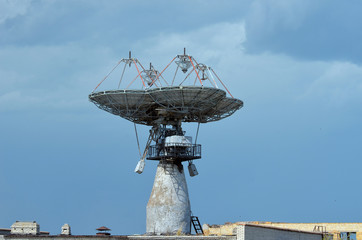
[
  {"left": 0, "top": 222, "right": 49, "bottom": 237},
  {"left": 236, "top": 224, "right": 324, "bottom": 240},
  {"left": 60, "top": 225, "right": 71, "bottom": 236},
  {"left": 203, "top": 222, "right": 362, "bottom": 240},
  {"left": 11, "top": 222, "right": 39, "bottom": 235}
]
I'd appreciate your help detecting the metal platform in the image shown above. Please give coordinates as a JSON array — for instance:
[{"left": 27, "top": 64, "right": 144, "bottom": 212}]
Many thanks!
[
  {"left": 147, "top": 144, "right": 201, "bottom": 161},
  {"left": 89, "top": 86, "right": 243, "bottom": 126}
]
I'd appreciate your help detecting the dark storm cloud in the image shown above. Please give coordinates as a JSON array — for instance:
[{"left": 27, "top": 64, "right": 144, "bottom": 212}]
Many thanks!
[{"left": 244, "top": 0, "right": 362, "bottom": 63}]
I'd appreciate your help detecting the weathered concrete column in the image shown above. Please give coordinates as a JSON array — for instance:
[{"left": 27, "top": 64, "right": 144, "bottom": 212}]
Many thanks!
[{"left": 146, "top": 162, "right": 191, "bottom": 235}]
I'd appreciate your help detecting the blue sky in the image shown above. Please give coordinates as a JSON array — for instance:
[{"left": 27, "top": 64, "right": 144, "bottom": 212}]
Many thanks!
[{"left": 1, "top": 0, "right": 362, "bottom": 235}]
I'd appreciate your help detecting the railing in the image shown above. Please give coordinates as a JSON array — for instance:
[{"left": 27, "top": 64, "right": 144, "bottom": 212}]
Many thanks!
[{"left": 147, "top": 144, "right": 201, "bottom": 161}]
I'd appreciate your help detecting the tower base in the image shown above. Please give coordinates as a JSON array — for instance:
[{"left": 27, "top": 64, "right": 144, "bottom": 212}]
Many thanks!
[{"left": 146, "top": 162, "right": 191, "bottom": 235}]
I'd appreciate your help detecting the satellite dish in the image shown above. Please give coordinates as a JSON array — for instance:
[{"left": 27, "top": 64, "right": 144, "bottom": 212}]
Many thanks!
[{"left": 89, "top": 49, "right": 243, "bottom": 235}]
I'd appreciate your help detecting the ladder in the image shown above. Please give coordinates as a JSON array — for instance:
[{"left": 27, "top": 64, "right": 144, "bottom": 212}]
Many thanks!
[{"left": 191, "top": 216, "right": 204, "bottom": 235}]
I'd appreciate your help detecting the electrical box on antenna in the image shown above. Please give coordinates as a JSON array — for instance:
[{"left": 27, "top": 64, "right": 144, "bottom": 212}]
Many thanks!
[{"left": 188, "top": 163, "right": 198, "bottom": 177}]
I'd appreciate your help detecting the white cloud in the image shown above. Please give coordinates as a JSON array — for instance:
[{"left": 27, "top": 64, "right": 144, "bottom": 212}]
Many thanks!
[
  {"left": 0, "top": 88, "right": 85, "bottom": 111},
  {"left": 243, "top": 0, "right": 362, "bottom": 63},
  {"left": 134, "top": 21, "right": 246, "bottom": 67},
  {"left": 0, "top": 43, "right": 115, "bottom": 112},
  {"left": 301, "top": 62, "right": 362, "bottom": 107},
  {"left": 246, "top": 0, "right": 315, "bottom": 33},
  {"left": 0, "top": 0, "right": 32, "bottom": 24}
]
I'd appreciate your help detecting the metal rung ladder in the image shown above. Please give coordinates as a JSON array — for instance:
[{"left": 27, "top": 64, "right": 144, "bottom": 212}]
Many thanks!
[{"left": 191, "top": 216, "right": 204, "bottom": 235}]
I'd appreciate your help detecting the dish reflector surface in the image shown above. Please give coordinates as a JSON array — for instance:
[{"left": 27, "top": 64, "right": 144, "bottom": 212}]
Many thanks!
[{"left": 89, "top": 86, "right": 243, "bottom": 125}]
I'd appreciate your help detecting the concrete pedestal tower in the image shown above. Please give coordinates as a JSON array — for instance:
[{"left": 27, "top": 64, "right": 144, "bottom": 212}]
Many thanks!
[{"left": 146, "top": 162, "right": 191, "bottom": 234}]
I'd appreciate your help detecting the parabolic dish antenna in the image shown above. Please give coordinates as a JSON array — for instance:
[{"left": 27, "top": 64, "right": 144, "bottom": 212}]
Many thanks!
[
  {"left": 89, "top": 86, "right": 242, "bottom": 125},
  {"left": 89, "top": 49, "right": 243, "bottom": 235}
]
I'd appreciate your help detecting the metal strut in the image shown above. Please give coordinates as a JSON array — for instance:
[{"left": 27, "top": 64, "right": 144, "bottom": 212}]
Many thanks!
[
  {"left": 187, "top": 122, "right": 200, "bottom": 177},
  {"left": 134, "top": 126, "right": 156, "bottom": 174},
  {"left": 134, "top": 123, "right": 142, "bottom": 157}
]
